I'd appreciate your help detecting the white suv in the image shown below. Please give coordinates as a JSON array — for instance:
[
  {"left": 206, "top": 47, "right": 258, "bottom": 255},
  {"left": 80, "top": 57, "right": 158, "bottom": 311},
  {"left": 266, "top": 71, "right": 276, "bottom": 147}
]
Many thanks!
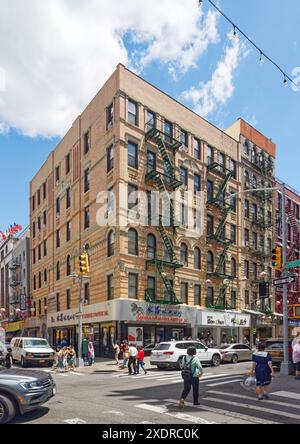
[{"left": 150, "top": 340, "right": 222, "bottom": 369}]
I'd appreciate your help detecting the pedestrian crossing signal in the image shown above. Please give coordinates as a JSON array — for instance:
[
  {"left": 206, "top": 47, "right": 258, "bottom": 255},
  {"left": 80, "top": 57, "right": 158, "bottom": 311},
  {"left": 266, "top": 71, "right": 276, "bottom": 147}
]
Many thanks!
[
  {"left": 272, "top": 246, "right": 282, "bottom": 270},
  {"left": 79, "top": 253, "right": 90, "bottom": 275}
]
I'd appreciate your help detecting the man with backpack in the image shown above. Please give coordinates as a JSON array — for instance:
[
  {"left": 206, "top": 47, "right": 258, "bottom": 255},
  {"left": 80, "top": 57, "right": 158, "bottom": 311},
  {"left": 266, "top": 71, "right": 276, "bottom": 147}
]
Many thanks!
[{"left": 179, "top": 346, "right": 203, "bottom": 409}]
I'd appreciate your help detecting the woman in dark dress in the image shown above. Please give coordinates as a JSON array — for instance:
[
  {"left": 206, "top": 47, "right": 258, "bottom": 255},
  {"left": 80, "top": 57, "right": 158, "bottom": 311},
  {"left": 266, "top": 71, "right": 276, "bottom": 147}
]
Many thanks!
[{"left": 250, "top": 342, "right": 275, "bottom": 400}]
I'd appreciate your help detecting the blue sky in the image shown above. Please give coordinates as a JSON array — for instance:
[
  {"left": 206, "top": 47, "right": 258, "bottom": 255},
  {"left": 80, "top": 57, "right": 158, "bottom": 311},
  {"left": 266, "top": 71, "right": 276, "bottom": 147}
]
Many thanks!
[{"left": 0, "top": 0, "right": 299, "bottom": 231}]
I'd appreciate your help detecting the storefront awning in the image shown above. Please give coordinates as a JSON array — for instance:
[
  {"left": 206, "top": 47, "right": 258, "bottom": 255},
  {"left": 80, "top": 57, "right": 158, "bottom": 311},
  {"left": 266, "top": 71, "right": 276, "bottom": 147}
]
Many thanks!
[{"left": 273, "top": 313, "right": 284, "bottom": 318}]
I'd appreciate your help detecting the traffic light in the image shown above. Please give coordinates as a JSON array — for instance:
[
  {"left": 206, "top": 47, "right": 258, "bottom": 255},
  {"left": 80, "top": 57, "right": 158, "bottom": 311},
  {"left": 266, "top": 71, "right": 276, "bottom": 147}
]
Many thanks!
[
  {"left": 79, "top": 253, "right": 90, "bottom": 275},
  {"left": 272, "top": 246, "right": 282, "bottom": 270}
]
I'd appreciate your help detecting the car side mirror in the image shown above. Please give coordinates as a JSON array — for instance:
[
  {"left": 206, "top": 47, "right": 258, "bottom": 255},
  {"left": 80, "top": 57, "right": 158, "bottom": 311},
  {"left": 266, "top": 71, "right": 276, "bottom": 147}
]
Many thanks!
[{"left": 205, "top": 346, "right": 208, "bottom": 351}]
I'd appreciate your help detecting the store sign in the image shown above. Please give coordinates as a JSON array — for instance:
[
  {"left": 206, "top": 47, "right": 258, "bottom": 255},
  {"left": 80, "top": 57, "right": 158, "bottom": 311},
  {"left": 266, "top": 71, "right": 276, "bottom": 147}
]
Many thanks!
[
  {"left": 199, "top": 311, "right": 251, "bottom": 328},
  {"left": 120, "top": 301, "right": 197, "bottom": 326},
  {"left": 47, "top": 302, "right": 111, "bottom": 328},
  {"left": 20, "top": 294, "right": 27, "bottom": 312},
  {"left": 5, "top": 321, "right": 24, "bottom": 333},
  {"left": 289, "top": 320, "right": 300, "bottom": 327}
]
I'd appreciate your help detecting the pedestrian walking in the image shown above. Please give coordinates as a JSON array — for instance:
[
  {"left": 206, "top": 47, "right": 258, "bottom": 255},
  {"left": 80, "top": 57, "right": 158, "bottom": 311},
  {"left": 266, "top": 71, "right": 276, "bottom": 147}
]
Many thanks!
[
  {"left": 128, "top": 343, "right": 138, "bottom": 375},
  {"left": 52, "top": 347, "right": 61, "bottom": 371},
  {"left": 121, "top": 342, "right": 129, "bottom": 369},
  {"left": 57, "top": 347, "right": 64, "bottom": 372},
  {"left": 68, "top": 345, "right": 77, "bottom": 370},
  {"left": 292, "top": 337, "right": 300, "bottom": 380},
  {"left": 62, "top": 347, "right": 69, "bottom": 372},
  {"left": 136, "top": 346, "right": 147, "bottom": 375},
  {"left": 88, "top": 340, "right": 95, "bottom": 366},
  {"left": 250, "top": 342, "right": 275, "bottom": 400},
  {"left": 179, "top": 346, "right": 203, "bottom": 409},
  {"left": 113, "top": 341, "right": 120, "bottom": 365}
]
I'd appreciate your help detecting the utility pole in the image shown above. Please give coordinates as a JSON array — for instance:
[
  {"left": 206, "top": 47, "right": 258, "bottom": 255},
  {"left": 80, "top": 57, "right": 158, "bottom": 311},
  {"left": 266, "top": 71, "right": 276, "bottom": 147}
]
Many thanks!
[{"left": 280, "top": 182, "right": 293, "bottom": 375}]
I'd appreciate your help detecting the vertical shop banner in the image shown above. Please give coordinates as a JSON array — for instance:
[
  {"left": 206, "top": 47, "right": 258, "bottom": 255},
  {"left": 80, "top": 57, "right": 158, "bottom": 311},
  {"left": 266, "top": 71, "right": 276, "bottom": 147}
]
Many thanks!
[{"left": 128, "top": 327, "right": 143, "bottom": 346}]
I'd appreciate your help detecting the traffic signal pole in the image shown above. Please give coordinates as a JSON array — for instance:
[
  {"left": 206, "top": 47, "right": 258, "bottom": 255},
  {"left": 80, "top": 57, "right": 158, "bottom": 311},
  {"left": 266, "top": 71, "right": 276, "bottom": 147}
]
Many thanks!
[
  {"left": 77, "top": 274, "right": 84, "bottom": 369},
  {"left": 280, "top": 182, "right": 293, "bottom": 375}
]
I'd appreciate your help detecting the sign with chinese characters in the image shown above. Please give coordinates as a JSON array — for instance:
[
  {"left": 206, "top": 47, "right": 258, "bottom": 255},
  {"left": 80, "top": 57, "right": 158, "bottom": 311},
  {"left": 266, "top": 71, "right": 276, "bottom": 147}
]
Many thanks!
[{"left": 199, "top": 311, "right": 251, "bottom": 328}]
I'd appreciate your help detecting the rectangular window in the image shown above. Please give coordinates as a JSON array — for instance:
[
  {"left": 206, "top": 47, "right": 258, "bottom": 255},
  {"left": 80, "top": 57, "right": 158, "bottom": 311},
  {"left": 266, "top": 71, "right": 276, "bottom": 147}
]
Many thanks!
[
  {"left": 180, "top": 282, "right": 188, "bottom": 304},
  {"left": 32, "top": 221, "right": 36, "bottom": 238},
  {"left": 66, "top": 187, "right": 71, "bottom": 209},
  {"left": 43, "top": 210, "right": 47, "bottom": 226},
  {"left": 244, "top": 200, "right": 250, "bottom": 218},
  {"left": 180, "top": 129, "right": 188, "bottom": 148},
  {"left": 56, "top": 229, "right": 60, "bottom": 248},
  {"left": 128, "top": 99, "right": 138, "bottom": 125},
  {"left": 206, "top": 287, "right": 214, "bottom": 306},
  {"left": 253, "top": 263, "right": 258, "bottom": 281},
  {"left": 194, "top": 285, "right": 201, "bottom": 306},
  {"left": 43, "top": 182, "right": 47, "bottom": 200},
  {"left": 147, "top": 276, "right": 156, "bottom": 300},
  {"left": 37, "top": 216, "right": 41, "bottom": 231},
  {"left": 66, "top": 289, "right": 71, "bottom": 310},
  {"left": 128, "top": 184, "right": 138, "bottom": 210},
  {"left": 38, "top": 244, "right": 41, "bottom": 261},
  {"left": 207, "top": 180, "right": 214, "bottom": 202},
  {"left": 146, "top": 110, "right": 156, "bottom": 132},
  {"left": 107, "top": 103, "right": 114, "bottom": 129},
  {"left": 128, "top": 273, "right": 138, "bottom": 299},
  {"left": 84, "top": 131, "right": 90, "bottom": 155},
  {"left": 180, "top": 167, "right": 188, "bottom": 186},
  {"left": 244, "top": 260, "right": 249, "bottom": 279},
  {"left": 107, "top": 274, "right": 114, "bottom": 300},
  {"left": 66, "top": 221, "right": 71, "bottom": 242},
  {"left": 207, "top": 146, "right": 214, "bottom": 165},
  {"left": 230, "top": 159, "right": 237, "bottom": 179},
  {"left": 253, "top": 232, "right": 258, "bottom": 249},
  {"left": 207, "top": 214, "right": 214, "bottom": 236},
  {"left": 32, "top": 195, "right": 36, "bottom": 212},
  {"left": 37, "top": 189, "right": 41, "bottom": 206},
  {"left": 194, "top": 138, "right": 201, "bottom": 160},
  {"left": 84, "top": 207, "right": 90, "bottom": 229},
  {"left": 33, "top": 248, "right": 36, "bottom": 265},
  {"left": 65, "top": 153, "right": 71, "bottom": 175},
  {"left": 43, "top": 240, "right": 47, "bottom": 257},
  {"left": 231, "top": 290, "right": 237, "bottom": 309},
  {"left": 230, "top": 192, "right": 237, "bottom": 213},
  {"left": 56, "top": 293, "right": 60, "bottom": 312},
  {"left": 107, "top": 145, "right": 114, "bottom": 172},
  {"left": 245, "top": 290, "right": 250, "bottom": 306},
  {"left": 194, "top": 174, "right": 201, "bottom": 195},
  {"left": 252, "top": 203, "right": 257, "bottom": 221},
  {"left": 128, "top": 141, "right": 138, "bottom": 169},
  {"left": 147, "top": 150, "right": 156, "bottom": 172},
  {"left": 244, "top": 228, "right": 250, "bottom": 245},
  {"left": 230, "top": 225, "right": 236, "bottom": 244},
  {"left": 55, "top": 166, "right": 60, "bottom": 183},
  {"left": 164, "top": 120, "right": 172, "bottom": 144},
  {"left": 84, "top": 283, "right": 90, "bottom": 305},
  {"left": 219, "top": 153, "right": 226, "bottom": 172},
  {"left": 84, "top": 168, "right": 90, "bottom": 193},
  {"left": 56, "top": 197, "right": 60, "bottom": 215}
]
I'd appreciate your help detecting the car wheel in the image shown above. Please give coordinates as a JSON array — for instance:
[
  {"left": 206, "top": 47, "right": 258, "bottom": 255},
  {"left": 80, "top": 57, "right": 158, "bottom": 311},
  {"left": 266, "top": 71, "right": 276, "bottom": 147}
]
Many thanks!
[
  {"left": 211, "top": 354, "right": 221, "bottom": 367},
  {"left": 178, "top": 356, "right": 185, "bottom": 370},
  {"left": 231, "top": 354, "right": 238, "bottom": 364},
  {"left": 0, "top": 395, "right": 16, "bottom": 424},
  {"left": 21, "top": 357, "right": 27, "bottom": 368}
]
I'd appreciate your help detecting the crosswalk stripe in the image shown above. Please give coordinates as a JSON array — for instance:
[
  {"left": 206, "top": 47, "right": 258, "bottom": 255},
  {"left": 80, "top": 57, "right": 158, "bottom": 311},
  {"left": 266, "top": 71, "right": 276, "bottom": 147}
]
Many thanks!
[
  {"left": 136, "top": 403, "right": 215, "bottom": 424},
  {"left": 204, "top": 396, "right": 300, "bottom": 420},
  {"left": 207, "top": 390, "right": 300, "bottom": 410},
  {"left": 165, "top": 399, "right": 279, "bottom": 425},
  {"left": 206, "top": 379, "right": 243, "bottom": 387},
  {"left": 272, "top": 391, "right": 300, "bottom": 401},
  {"left": 168, "top": 374, "right": 233, "bottom": 384}
]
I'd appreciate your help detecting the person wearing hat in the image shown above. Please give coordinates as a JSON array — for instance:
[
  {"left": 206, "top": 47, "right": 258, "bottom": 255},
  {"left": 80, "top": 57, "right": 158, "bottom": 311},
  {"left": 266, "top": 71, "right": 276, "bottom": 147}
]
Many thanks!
[{"left": 250, "top": 342, "right": 275, "bottom": 400}]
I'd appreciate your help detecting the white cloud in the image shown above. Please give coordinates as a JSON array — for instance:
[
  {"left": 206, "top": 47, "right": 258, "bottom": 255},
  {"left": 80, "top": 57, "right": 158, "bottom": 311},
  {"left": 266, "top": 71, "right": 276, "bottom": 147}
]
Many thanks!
[
  {"left": 181, "top": 34, "right": 248, "bottom": 118},
  {"left": 0, "top": 0, "right": 219, "bottom": 138}
]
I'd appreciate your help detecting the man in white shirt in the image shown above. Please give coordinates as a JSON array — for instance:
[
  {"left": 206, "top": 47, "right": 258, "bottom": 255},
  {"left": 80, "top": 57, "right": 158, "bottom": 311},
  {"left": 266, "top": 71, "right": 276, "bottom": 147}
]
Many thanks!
[{"left": 128, "top": 344, "right": 138, "bottom": 375}]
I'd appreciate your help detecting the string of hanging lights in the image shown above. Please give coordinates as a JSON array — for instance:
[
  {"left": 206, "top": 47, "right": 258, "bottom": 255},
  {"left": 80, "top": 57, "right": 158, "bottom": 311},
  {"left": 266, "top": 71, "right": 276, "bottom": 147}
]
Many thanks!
[{"left": 198, "top": 0, "right": 299, "bottom": 90}]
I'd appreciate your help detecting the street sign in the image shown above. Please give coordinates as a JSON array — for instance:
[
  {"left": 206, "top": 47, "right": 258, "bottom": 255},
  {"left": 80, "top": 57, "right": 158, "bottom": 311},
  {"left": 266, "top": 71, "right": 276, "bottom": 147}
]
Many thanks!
[
  {"left": 274, "top": 276, "right": 296, "bottom": 286},
  {"left": 286, "top": 260, "right": 300, "bottom": 269}
]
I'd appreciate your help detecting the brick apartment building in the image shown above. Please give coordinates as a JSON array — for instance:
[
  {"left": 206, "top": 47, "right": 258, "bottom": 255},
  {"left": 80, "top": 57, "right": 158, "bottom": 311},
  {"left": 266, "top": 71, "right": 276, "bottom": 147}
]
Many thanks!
[{"left": 27, "top": 64, "right": 281, "bottom": 355}]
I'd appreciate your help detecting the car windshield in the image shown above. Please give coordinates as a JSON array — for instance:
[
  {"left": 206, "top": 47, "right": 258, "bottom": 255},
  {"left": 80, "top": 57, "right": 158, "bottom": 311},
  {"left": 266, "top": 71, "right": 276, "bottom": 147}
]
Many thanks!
[
  {"left": 153, "top": 344, "right": 170, "bottom": 351},
  {"left": 23, "top": 339, "right": 51, "bottom": 348}
]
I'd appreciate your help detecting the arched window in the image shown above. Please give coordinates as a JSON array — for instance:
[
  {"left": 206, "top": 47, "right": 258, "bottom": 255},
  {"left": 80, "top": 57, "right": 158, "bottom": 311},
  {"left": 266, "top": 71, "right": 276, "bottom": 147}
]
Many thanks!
[
  {"left": 66, "top": 255, "right": 71, "bottom": 276},
  {"left": 207, "top": 251, "right": 214, "bottom": 273},
  {"left": 180, "top": 243, "right": 188, "bottom": 266},
  {"left": 147, "top": 234, "right": 156, "bottom": 260},
  {"left": 231, "top": 258, "right": 237, "bottom": 278},
  {"left": 56, "top": 261, "right": 60, "bottom": 281},
  {"left": 128, "top": 229, "right": 138, "bottom": 256},
  {"left": 108, "top": 230, "right": 115, "bottom": 257},
  {"left": 194, "top": 247, "right": 201, "bottom": 270}
]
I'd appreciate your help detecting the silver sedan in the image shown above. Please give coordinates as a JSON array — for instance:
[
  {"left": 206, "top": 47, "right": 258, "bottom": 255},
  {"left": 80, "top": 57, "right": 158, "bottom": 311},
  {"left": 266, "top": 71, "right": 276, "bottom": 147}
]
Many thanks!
[{"left": 219, "top": 343, "right": 252, "bottom": 364}]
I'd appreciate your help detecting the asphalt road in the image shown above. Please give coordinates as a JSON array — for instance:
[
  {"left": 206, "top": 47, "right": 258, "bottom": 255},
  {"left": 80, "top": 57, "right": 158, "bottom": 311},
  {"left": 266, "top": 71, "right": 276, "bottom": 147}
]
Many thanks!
[{"left": 9, "top": 361, "right": 300, "bottom": 425}]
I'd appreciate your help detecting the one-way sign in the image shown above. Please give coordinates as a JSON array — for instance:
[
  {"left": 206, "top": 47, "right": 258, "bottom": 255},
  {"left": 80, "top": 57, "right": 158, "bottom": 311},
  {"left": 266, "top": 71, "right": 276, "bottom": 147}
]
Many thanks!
[{"left": 274, "top": 276, "right": 296, "bottom": 286}]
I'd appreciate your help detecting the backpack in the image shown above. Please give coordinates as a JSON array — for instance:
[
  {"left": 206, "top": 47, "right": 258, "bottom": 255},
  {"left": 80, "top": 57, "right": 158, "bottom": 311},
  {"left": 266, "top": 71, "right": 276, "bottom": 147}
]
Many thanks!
[{"left": 181, "top": 356, "right": 194, "bottom": 380}]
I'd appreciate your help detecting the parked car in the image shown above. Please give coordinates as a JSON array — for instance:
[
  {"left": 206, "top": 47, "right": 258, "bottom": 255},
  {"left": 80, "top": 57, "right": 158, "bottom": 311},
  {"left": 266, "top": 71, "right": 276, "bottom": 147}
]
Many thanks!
[
  {"left": 0, "top": 365, "right": 56, "bottom": 424},
  {"left": 10, "top": 338, "right": 55, "bottom": 368},
  {"left": 150, "top": 340, "right": 222, "bottom": 369},
  {"left": 143, "top": 343, "right": 156, "bottom": 356},
  {"left": 219, "top": 343, "right": 252, "bottom": 364},
  {"left": 264, "top": 338, "right": 293, "bottom": 367}
]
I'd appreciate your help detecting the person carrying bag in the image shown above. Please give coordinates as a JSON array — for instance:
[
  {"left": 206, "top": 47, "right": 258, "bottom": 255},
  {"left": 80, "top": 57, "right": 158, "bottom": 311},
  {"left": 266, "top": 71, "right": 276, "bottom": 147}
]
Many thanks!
[{"left": 179, "top": 346, "right": 203, "bottom": 408}]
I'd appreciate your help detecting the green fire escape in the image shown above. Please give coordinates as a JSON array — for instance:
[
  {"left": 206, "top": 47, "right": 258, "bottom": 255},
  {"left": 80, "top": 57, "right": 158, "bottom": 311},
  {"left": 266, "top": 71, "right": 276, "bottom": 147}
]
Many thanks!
[
  {"left": 145, "top": 126, "right": 183, "bottom": 305},
  {"left": 206, "top": 162, "right": 235, "bottom": 310}
]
